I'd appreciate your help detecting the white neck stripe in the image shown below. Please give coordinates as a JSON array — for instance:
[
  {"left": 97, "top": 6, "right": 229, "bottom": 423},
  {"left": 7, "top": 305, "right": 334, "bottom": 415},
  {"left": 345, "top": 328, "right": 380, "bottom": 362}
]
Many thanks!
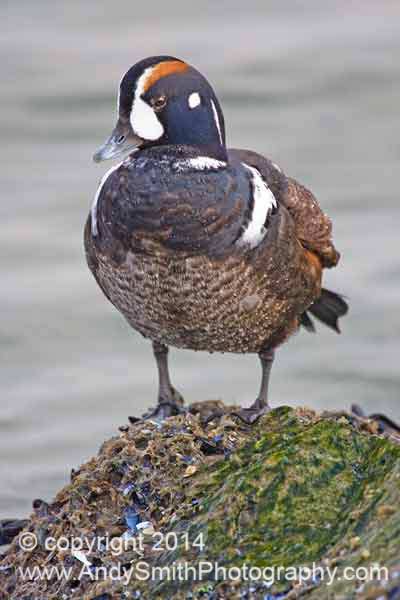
[{"left": 211, "top": 99, "right": 223, "bottom": 145}]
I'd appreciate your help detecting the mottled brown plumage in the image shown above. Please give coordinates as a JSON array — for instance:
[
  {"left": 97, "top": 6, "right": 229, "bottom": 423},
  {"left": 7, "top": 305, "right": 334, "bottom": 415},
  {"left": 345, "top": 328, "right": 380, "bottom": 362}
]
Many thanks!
[{"left": 85, "top": 149, "right": 323, "bottom": 355}]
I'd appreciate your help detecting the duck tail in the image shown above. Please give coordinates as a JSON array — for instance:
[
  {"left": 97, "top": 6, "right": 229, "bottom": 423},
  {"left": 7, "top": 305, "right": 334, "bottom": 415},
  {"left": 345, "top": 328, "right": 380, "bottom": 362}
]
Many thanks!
[{"left": 300, "top": 288, "right": 349, "bottom": 334}]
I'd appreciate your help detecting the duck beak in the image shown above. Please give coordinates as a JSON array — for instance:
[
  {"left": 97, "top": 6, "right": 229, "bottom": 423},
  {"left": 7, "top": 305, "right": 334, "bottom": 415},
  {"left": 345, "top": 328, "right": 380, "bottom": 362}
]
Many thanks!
[{"left": 93, "top": 120, "right": 143, "bottom": 163}]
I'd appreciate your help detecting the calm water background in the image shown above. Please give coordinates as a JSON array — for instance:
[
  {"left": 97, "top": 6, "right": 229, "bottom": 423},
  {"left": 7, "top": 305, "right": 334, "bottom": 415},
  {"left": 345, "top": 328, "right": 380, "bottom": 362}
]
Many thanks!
[{"left": 1, "top": 1, "right": 399, "bottom": 518}]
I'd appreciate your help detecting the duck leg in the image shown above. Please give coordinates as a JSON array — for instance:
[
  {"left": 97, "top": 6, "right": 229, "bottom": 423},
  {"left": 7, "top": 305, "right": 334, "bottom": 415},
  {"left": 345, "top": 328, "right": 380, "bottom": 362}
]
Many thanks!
[
  {"left": 233, "top": 349, "right": 275, "bottom": 424},
  {"left": 144, "top": 342, "right": 185, "bottom": 420}
]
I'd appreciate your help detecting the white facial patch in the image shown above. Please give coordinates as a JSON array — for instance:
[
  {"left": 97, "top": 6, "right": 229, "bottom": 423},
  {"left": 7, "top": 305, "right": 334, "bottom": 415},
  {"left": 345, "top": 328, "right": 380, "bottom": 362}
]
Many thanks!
[
  {"left": 211, "top": 99, "right": 223, "bottom": 145},
  {"left": 130, "top": 66, "right": 164, "bottom": 141},
  {"left": 188, "top": 92, "right": 201, "bottom": 109},
  {"left": 237, "top": 164, "right": 277, "bottom": 249},
  {"left": 173, "top": 156, "right": 227, "bottom": 172},
  {"left": 91, "top": 161, "right": 123, "bottom": 237}
]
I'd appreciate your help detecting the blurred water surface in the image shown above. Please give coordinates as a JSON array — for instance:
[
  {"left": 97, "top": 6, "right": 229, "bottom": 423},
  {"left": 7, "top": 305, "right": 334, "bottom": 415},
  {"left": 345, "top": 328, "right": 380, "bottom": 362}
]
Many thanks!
[{"left": 1, "top": 1, "right": 399, "bottom": 517}]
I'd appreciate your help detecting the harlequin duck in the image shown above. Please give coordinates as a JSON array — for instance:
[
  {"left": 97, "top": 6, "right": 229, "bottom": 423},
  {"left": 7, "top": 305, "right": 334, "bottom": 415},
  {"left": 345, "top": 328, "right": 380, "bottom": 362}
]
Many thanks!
[{"left": 85, "top": 55, "right": 348, "bottom": 423}]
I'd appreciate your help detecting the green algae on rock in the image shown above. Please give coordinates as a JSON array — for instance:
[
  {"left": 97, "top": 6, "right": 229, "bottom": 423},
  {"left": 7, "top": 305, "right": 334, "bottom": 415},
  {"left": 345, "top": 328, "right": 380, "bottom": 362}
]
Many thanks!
[{"left": 0, "top": 403, "right": 399, "bottom": 600}]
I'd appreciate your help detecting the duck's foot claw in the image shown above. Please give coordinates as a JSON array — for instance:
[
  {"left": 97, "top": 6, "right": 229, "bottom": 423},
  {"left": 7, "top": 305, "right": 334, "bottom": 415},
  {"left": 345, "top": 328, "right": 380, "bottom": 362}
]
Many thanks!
[
  {"left": 144, "top": 401, "right": 185, "bottom": 421},
  {"left": 232, "top": 404, "right": 271, "bottom": 425},
  {"left": 129, "top": 387, "right": 185, "bottom": 423}
]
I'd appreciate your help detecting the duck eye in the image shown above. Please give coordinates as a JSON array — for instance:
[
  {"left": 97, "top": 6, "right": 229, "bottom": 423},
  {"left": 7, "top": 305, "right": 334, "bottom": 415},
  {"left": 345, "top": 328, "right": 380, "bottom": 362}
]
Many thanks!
[
  {"left": 152, "top": 96, "right": 167, "bottom": 111},
  {"left": 115, "top": 135, "right": 126, "bottom": 144}
]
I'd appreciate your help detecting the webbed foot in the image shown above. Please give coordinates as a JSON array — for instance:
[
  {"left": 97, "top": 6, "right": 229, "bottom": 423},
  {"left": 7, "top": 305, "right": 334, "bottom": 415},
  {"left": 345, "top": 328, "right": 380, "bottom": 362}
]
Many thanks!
[{"left": 232, "top": 403, "right": 271, "bottom": 425}]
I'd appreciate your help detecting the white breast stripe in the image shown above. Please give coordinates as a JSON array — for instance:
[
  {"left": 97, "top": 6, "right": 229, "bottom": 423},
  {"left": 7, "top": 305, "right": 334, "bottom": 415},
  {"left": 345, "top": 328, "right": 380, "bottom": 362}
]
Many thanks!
[
  {"left": 237, "top": 164, "right": 277, "bottom": 249},
  {"left": 130, "top": 66, "right": 164, "bottom": 141},
  {"left": 211, "top": 99, "right": 223, "bottom": 145},
  {"left": 91, "top": 161, "right": 123, "bottom": 237},
  {"left": 173, "top": 156, "right": 227, "bottom": 172}
]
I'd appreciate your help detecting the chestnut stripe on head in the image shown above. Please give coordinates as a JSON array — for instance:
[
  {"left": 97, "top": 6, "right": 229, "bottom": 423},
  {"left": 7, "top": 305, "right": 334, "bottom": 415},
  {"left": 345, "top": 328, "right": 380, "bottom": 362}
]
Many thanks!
[{"left": 142, "top": 60, "right": 188, "bottom": 93}]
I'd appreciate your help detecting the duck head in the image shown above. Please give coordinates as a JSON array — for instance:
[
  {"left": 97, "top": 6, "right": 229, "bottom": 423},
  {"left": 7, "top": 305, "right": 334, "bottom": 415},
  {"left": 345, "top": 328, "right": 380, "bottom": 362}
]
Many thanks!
[{"left": 93, "top": 55, "right": 227, "bottom": 163}]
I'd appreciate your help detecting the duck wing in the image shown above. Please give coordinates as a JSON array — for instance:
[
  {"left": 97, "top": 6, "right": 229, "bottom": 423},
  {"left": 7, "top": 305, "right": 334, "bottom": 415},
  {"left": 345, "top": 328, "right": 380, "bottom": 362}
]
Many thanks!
[{"left": 228, "top": 148, "right": 340, "bottom": 268}]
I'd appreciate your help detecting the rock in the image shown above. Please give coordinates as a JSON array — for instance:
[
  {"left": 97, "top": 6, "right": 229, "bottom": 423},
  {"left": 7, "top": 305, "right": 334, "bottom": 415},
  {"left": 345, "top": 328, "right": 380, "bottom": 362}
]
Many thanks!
[{"left": 0, "top": 402, "right": 399, "bottom": 599}]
